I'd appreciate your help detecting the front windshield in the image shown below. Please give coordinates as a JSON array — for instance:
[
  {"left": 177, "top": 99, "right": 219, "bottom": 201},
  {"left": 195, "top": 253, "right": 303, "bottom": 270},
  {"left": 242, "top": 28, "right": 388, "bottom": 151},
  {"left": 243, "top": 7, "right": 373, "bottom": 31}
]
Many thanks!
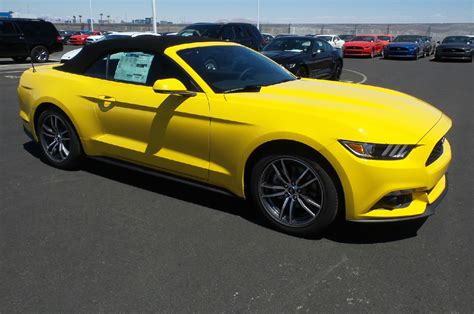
[
  {"left": 178, "top": 46, "right": 296, "bottom": 93},
  {"left": 262, "top": 38, "right": 313, "bottom": 53},
  {"left": 317, "top": 36, "right": 332, "bottom": 41},
  {"left": 179, "top": 25, "right": 221, "bottom": 38},
  {"left": 393, "top": 36, "right": 421, "bottom": 43},
  {"left": 442, "top": 36, "right": 472, "bottom": 44},
  {"left": 377, "top": 36, "right": 391, "bottom": 41},
  {"left": 352, "top": 36, "right": 376, "bottom": 42},
  {"left": 339, "top": 35, "right": 353, "bottom": 40}
]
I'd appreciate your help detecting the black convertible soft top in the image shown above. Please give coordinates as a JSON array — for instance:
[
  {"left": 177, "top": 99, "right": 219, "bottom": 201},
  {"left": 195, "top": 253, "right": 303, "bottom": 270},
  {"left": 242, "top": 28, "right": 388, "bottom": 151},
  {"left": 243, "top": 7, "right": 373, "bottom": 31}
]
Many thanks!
[{"left": 57, "top": 35, "right": 216, "bottom": 74}]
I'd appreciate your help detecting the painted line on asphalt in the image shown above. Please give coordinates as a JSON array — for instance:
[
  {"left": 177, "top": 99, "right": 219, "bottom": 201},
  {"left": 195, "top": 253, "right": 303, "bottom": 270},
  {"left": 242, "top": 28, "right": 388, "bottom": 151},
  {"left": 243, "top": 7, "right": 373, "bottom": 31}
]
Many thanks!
[
  {"left": 342, "top": 69, "right": 368, "bottom": 84},
  {"left": 4, "top": 75, "right": 21, "bottom": 79},
  {"left": 0, "top": 70, "right": 25, "bottom": 74}
]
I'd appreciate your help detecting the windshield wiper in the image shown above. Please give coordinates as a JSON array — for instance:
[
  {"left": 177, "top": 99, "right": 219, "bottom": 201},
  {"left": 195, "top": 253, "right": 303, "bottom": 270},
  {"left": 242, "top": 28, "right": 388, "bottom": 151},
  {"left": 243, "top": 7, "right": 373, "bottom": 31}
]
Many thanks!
[{"left": 223, "top": 85, "right": 262, "bottom": 94}]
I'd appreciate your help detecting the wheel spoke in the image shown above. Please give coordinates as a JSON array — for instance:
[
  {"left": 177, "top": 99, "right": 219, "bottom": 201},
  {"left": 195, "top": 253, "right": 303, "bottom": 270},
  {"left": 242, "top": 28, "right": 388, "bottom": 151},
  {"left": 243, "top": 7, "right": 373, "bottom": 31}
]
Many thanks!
[
  {"left": 295, "top": 168, "right": 309, "bottom": 185},
  {"left": 42, "top": 125, "right": 55, "bottom": 136},
  {"left": 288, "top": 199, "right": 295, "bottom": 224},
  {"left": 297, "top": 197, "right": 316, "bottom": 217},
  {"left": 58, "top": 144, "right": 66, "bottom": 159},
  {"left": 60, "top": 143, "right": 69, "bottom": 157},
  {"left": 298, "top": 177, "right": 318, "bottom": 189},
  {"left": 49, "top": 141, "right": 59, "bottom": 153},
  {"left": 260, "top": 183, "right": 285, "bottom": 190},
  {"left": 271, "top": 163, "right": 288, "bottom": 184},
  {"left": 262, "top": 191, "right": 286, "bottom": 198},
  {"left": 46, "top": 140, "right": 57, "bottom": 151},
  {"left": 300, "top": 194, "right": 321, "bottom": 209},
  {"left": 280, "top": 197, "right": 290, "bottom": 219},
  {"left": 280, "top": 160, "right": 291, "bottom": 183}
]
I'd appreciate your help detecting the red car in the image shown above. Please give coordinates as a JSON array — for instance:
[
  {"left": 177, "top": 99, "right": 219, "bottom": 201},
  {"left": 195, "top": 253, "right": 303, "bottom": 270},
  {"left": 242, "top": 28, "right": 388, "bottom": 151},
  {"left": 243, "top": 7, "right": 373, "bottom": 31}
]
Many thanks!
[
  {"left": 376, "top": 34, "right": 395, "bottom": 46},
  {"left": 342, "top": 34, "right": 384, "bottom": 58},
  {"left": 68, "top": 31, "right": 102, "bottom": 45}
]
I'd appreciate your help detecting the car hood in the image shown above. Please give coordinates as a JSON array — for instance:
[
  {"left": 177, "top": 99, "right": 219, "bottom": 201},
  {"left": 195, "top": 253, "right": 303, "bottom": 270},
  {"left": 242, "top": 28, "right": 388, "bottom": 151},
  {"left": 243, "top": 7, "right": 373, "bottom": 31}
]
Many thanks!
[
  {"left": 345, "top": 41, "right": 373, "bottom": 47},
  {"left": 387, "top": 42, "right": 418, "bottom": 48},
  {"left": 224, "top": 79, "right": 443, "bottom": 144},
  {"left": 262, "top": 51, "right": 303, "bottom": 63}
]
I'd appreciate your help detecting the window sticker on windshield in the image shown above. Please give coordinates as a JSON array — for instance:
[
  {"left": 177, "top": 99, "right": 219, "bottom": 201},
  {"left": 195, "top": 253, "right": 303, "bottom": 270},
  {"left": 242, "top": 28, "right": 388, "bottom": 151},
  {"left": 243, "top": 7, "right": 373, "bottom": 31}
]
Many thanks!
[{"left": 114, "top": 52, "right": 154, "bottom": 84}]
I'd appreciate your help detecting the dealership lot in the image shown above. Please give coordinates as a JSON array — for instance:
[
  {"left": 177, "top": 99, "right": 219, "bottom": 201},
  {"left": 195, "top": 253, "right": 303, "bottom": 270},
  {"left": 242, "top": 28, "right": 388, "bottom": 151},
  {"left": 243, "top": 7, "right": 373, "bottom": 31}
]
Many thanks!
[{"left": 1, "top": 56, "right": 473, "bottom": 312}]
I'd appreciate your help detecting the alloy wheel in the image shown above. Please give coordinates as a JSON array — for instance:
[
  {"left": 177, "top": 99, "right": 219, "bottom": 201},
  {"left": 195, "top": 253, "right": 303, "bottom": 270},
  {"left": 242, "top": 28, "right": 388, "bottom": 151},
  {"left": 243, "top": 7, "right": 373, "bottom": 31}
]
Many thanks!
[
  {"left": 31, "top": 46, "right": 49, "bottom": 63},
  {"left": 40, "top": 114, "right": 71, "bottom": 162},
  {"left": 258, "top": 157, "right": 325, "bottom": 227}
]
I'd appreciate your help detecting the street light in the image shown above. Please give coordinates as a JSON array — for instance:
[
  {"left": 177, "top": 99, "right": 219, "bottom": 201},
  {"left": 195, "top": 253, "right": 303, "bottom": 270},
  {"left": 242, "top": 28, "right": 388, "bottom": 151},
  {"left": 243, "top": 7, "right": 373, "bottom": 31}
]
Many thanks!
[
  {"left": 89, "top": 0, "right": 94, "bottom": 31},
  {"left": 152, "top": 0, "right": 157, "bottom": 34},
  {"left": 100, "top": 13, "right": 103, "bottom": 24},
  {"left": 257, "top": 0, "right": 260, "bottom": 31}
]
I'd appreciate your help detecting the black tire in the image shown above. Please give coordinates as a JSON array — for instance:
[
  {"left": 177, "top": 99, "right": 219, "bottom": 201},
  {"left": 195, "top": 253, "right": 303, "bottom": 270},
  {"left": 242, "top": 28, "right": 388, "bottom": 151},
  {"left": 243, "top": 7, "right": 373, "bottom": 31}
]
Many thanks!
[
  {"left": 37, "top": 108, "right": 82, "bottom": 169},
  {"left": 330, "top": 61, "right": 342, "bottom": 81},
  {"left": 12, "top": 56, "right": 27, "bottom": 63},
  {"left": 249, "top": 151, "right": 340, "bottom": 237},
  {"left": 30, "top": 46, "right": 49, "bottom": 63},
  {"left": 296, "top": 66, "right": 308, "bottom": 78},
  {"left": 413, "top": 51, "right": 419, "bottom": 60}
]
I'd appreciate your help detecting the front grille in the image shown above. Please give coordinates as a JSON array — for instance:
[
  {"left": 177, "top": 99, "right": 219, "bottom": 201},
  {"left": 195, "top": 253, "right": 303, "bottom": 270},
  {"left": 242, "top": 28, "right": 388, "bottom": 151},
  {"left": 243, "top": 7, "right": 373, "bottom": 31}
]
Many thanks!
[
  {"left": 426, "top": 137, "right": 445, "bottom": 166},
  {"left": 390, "top": 47, "right": 408, "bottom": 51},
  {"left": 443, "top": 48, "right": 464, "bottom": 53},
  {"left": 346, "top": 46, "right": 363, "bottom": 50}
]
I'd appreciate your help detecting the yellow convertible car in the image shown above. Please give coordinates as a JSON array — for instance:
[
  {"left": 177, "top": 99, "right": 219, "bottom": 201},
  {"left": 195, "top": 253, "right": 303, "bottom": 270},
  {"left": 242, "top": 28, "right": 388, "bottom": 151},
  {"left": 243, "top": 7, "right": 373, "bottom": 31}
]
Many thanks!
[{"left": 17, "top": 36, "right": 451, "bottom": 236}]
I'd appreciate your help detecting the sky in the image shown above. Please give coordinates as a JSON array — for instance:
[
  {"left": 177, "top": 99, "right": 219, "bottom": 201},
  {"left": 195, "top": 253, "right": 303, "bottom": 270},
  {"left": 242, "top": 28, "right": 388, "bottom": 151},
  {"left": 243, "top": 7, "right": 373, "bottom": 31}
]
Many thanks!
[{"left": 1, "top": 0, "right": 473, "bottom": 23}]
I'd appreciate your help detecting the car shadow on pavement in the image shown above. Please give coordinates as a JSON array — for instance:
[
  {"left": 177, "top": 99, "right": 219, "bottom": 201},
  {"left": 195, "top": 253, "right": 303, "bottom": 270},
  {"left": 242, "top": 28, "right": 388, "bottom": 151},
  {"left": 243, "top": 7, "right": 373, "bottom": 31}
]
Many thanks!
[{"left": 23, "top": 140, "right": 426, "bottom": 244}]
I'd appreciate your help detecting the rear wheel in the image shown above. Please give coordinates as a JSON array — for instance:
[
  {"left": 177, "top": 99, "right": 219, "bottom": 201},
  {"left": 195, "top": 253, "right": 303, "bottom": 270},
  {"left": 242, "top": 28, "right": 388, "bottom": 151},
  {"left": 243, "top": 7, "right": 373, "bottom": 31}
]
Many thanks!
[
  {"left": 12, "top": 56, "right": 27, "bottom": 63},
  {"left": 296, "top": 66, "right": 308, "bottom": 78},
  {"left": 330, "top": 61, "right": 342, "bottom": 81},
  {"left": 31, "top": 46, "right": 49, "bottom": 63},
  {"left": 37, "top": 109, "right": 82, "bottom": 169},
  {"left": 249, "top": 152, "right": 339, "bottom": 237}
]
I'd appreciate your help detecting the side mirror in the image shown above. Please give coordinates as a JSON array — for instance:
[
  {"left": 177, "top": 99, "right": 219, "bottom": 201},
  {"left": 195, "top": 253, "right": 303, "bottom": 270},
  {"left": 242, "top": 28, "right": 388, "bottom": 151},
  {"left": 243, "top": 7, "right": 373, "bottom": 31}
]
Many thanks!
[
  {"left": 436, "top": 41, "right": 440, "bottom": 44},
  {"left": 313, "top": 49, "right": 324, "bottom": 55},
  {"left": 153, "top": 79, "right": 196, "bottom": 97}
]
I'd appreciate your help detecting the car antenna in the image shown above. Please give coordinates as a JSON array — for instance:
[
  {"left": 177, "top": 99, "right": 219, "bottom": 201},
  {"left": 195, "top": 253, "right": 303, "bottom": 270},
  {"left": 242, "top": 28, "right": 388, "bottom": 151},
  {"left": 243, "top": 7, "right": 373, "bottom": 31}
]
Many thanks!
[{"left": 17, "top": 25, "right": 36, "bottom": 72}]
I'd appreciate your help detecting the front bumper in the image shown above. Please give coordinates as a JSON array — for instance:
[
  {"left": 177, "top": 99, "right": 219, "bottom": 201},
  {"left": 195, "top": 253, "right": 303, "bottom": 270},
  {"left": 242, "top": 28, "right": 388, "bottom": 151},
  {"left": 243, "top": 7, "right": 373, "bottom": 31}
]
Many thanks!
[
  {"left": 385, "top": 48, "right": 417, "bottom": 58},
  {"left": 322, "top": 114, "right": 452, "bottom": 222},
  {"left": 436, "top": 51, "right": 472, "bottom": 60},
  {"left": 344, "top": 48, "right": 372, "bottom": 56}
]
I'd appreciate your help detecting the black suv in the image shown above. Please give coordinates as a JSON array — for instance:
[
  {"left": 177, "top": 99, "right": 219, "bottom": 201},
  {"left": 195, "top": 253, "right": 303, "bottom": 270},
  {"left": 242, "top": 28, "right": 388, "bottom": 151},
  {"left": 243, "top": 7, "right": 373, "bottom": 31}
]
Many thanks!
[
  {"left": 0, "top": 18, "right": 63, "bottom": 63},
  {"left": 178, "top": 23, "right": 264, "bottom": 50}
]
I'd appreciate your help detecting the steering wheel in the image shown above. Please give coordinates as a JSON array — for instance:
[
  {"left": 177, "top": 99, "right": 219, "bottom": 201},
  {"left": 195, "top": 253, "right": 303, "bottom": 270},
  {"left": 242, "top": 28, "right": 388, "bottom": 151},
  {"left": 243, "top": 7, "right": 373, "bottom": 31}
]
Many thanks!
[{"left": 238, "top": 67, "right": 255, "bottom": 81}]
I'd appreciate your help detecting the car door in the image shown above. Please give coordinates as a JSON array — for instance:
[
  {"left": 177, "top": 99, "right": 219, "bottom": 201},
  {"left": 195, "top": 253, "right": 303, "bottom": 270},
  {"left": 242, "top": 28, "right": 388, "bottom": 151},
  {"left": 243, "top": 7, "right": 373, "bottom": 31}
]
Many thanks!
[
  {"left": 80, "top": 51, "right": 211, "bottom": 180},
  {"left": 311, "top": 40, "right": 333, "bottom": 78},
  {"left": 0, "top": 20, "right": 27, "bottom": 57}
]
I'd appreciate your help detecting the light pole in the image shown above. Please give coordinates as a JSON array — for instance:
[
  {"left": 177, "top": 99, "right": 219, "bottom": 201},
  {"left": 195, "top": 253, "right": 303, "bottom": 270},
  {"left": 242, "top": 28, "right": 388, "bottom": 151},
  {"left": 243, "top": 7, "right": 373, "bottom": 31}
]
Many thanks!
[
  {"left": 257, "top": 0, "right": 260, "bottom": 30},
  {"left": 100, "top": 13, "right": 103, "bottom": 24},
  {"left": 152, "top": 0, "right": 157, "bottom": 34},
  {"left": 89, "top": 0, "right": 94, "bottom": 31}
]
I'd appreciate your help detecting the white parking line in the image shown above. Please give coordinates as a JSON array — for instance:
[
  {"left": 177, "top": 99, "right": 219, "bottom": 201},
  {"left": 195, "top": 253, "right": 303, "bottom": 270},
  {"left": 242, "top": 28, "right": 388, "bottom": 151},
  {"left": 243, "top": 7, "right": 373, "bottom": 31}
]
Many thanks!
[
  {"left": 342, "top": 69, "right": 368, "bottom": 84},
  {"left": 4, "top": 75, "right": 20, "bottom": 79}
]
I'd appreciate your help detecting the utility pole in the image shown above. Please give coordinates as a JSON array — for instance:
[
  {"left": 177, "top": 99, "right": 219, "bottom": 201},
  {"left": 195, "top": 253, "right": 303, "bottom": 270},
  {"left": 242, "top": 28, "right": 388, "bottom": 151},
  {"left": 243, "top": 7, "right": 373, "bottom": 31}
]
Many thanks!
[
  {"left": 89, "top": 0, "right": 94, "bottom": 31},
  {"left": 152, "top": 0, "right": 157, "bottom": 34},
  {"left": 100, "top": 13, "right": 103, "bottom": 24}
]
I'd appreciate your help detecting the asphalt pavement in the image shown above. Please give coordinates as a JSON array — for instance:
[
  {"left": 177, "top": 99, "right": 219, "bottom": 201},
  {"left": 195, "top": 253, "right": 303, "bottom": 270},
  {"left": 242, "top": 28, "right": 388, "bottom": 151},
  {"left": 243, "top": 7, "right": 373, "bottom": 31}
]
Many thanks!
[{"left": 0, "top": 53, "right": 473, "bottom": 312}]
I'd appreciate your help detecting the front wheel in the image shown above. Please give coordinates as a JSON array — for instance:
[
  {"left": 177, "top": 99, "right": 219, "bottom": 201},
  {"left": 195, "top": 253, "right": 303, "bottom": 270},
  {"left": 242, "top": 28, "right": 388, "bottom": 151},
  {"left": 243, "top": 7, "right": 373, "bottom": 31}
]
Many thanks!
[
  {"left": 330, "top": 61, "right": 343, "bottom": 81},
  {"left": 295, "top": 66, "right": 308, "bottom": 78},
  {"left": 249, "top": 153, "right": 340, "bottom": 237},
  {"left": 37, "top": 109, "right": 82, "bottom": 169},
  {"left": 31, "top": 46, "right": 49, "bottom": 63}
]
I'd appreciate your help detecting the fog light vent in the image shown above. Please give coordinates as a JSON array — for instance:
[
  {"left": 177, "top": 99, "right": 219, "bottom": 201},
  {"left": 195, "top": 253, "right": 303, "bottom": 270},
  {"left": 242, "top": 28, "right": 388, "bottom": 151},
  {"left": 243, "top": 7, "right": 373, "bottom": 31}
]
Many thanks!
[{"left": 372, "top": 193, "right": 413, "bottom": 210}]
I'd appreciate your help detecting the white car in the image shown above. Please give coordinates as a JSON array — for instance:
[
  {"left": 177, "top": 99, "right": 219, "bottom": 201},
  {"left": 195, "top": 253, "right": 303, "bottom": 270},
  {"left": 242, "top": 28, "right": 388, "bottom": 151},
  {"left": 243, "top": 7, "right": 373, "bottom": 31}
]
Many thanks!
[
  {"left": 315, "top": 34, "right": 345, "bottom": 49},
  {"left": 85, "top": 34, "right": 105, "bottom": 44},
  {"left": 60, "top": 32, "right": 161, "bottom": 63}
]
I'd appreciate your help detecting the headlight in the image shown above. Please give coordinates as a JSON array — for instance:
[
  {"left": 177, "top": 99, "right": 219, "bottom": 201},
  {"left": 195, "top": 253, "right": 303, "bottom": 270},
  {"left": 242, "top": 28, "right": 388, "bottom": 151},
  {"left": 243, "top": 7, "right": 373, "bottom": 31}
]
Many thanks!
[
  {"left": 284, "top": 63, "right": 296, "bottom": 69},
  {"left": 339, "top": 140, "right": 416, "bottom": 160}
]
